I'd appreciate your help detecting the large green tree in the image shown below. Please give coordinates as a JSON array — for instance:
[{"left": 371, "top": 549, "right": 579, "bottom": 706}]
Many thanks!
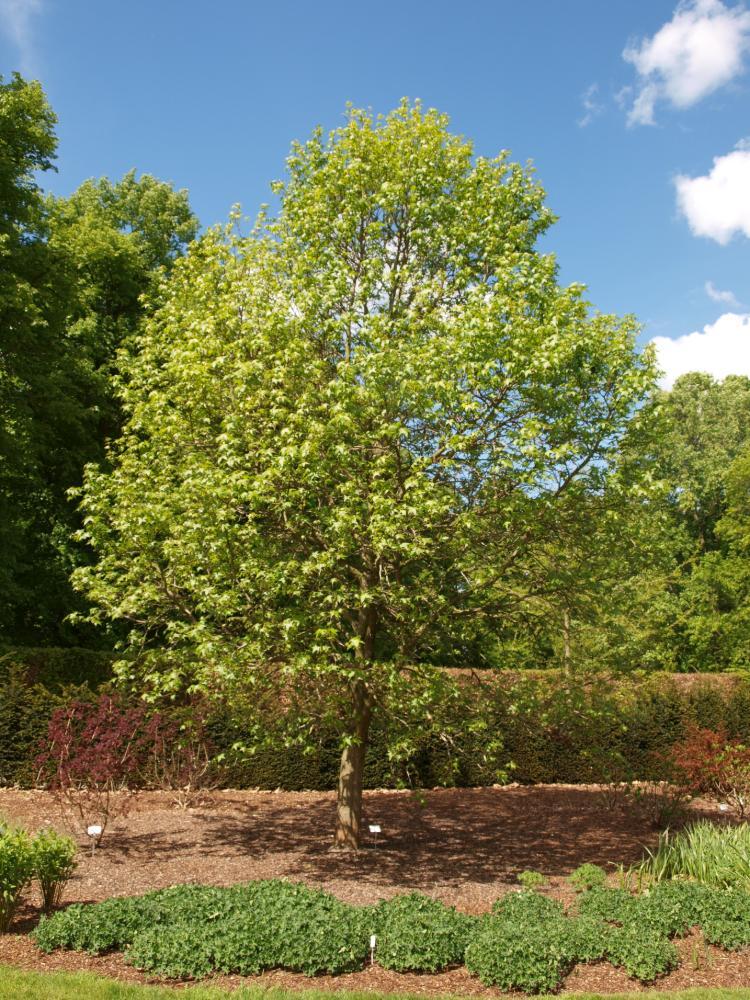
[
  {"left": 75, "top": 102, "right": 655, "bottom": 846},
  {"left": 0, "top": 73, "right": 198, "bottom": 643},
  {"left": 0, "top": 73, "right": 61, "bottom": 637},
  {"left": 632, "top": 373, "right": 750, "bottom": 671}
]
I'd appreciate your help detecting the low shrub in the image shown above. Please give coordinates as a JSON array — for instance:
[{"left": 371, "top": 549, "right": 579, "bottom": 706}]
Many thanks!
[
  {"left": 0, "top": 825, "right": 35, "bottom": 932},
  {"left": 605, "top": 923, "right": 679, "bottom": 981},
  {"left": 669, "top": 725, "right": 750, "bottom": 817},
  {"left": 35, "top": 693, "right": 154, "bottom": 844},
  {"left": 465, "top": 913, "right": 572, "bottom": 994},
  {"left": 370, "top": 892, "right": 474, "bottom": 972},
  {"left": 31, "top": 828, "right": 77, "bottom": 914}
]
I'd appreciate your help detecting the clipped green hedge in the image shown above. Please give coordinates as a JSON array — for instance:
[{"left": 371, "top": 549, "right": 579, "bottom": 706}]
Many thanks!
[
  {"left": 3, "top": 645, "right": 750, "bottom": 791},
  {"left": 0, "top": 646, "right": 115, "bottom": 690}
]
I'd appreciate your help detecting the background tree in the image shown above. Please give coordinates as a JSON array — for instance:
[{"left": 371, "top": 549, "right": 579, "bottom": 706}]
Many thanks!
[
  {"left": 75, "top": 102, "right": 656, "bottom": 847},
  {"left": 627, "top": 374, "right": 750, "bottom": 671},
  {"left": 0, "top": 72, "right": 64, "bottom": 640},
  {"left": 0, "top": 73, "right": 199, "bottom": 645}
]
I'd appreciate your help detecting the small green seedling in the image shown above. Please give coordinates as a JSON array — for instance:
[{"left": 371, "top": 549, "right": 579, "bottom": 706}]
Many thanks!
[
  {"left": 568, "top": 863, "right": 607, "bottom": 892},
  {"left": 517, "top": 870, "right": 547, "bottom": 891}
]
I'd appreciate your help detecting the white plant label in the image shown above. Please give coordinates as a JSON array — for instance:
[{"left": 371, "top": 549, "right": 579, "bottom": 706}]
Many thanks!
[
  {"left": 87, "top": 824, "right": 102, "bottom": 837},
  {"left": 368, "top": 824, "right": 381, "bottom": 834}
]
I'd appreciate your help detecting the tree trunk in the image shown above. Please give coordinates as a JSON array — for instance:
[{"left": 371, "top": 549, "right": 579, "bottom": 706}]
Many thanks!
[
  {"left": 562, "top": 607, "right": 572, "bottom": 674},
  {"left": 333, "top": 679, "right": 372, "bottom": 850}
]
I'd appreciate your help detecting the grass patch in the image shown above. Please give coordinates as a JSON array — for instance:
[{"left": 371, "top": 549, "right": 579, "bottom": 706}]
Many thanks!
[{"left": 1, "top": 968, "right": 750, "bottom": 1000}]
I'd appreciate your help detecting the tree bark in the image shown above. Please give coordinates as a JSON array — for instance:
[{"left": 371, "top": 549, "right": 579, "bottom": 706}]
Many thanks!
[
  {"left": 562, "top": 606, "right": 572, "bottom": 674},
  {"left": 333, "top": 679, "right": 372, "bottom": 849}
]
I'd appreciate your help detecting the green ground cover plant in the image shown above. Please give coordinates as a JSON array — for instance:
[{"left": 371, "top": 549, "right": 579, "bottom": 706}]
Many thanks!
[
  {"left": 370, "top": 892, "right": 474, "bottom": 972},
  {"left": 35, "top": 881, "right": 368, "bottom": 977},
  {"left": 30, "top": 878, "right": 750, "bottom": 992}
]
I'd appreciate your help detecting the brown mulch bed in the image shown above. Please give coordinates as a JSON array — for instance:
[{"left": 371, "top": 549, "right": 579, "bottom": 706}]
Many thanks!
[{"left": 0, "top": 785, "right": 747, "bottom": 995}]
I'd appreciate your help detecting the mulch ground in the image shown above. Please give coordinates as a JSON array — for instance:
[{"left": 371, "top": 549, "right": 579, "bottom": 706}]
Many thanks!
[{"left": 0, "top": 784, "right": 747, "bottom": 995}]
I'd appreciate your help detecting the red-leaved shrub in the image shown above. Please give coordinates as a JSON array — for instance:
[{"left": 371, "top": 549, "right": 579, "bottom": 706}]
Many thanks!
[
  {"left": 36, "top": 693, "right": 156, "bottom": 844},
  {"left": 669, "top": 724, "right": 750, "bottom": 818}
]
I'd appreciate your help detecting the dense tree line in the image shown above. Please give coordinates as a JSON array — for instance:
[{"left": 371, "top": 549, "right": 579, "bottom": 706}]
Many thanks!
[{"left": 0, "top": 74, "right": 197, "bottom": 644}]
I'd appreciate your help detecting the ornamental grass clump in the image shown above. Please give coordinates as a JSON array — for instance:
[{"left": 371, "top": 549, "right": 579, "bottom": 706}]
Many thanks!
[
  {"left": 637, "top": 820, "right": 750, "bottom": 890},
  {"left": 369, "top": 892, "right": 475, "bottom": 972}
]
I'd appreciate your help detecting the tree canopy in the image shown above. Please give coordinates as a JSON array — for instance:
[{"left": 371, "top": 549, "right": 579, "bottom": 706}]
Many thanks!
[{"left": 74, "top": 102, "right": 656, "bottom": 845}]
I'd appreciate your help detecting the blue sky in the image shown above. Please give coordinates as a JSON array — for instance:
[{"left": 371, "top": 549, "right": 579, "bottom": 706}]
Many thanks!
[{"left": 1, "top": 0, "right": 749, "bottom": 386}]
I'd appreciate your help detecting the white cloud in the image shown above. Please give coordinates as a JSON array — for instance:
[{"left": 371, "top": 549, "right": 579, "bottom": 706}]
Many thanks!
[
  {"left": 623, "top": 0, "right": 750, "bottom": 126},
  {"left": 675, "top": 145, "right": 750, "bottom": 243},
  {"left": 705, "top": 280, "right": 741, "bottom": 306},
  {"left": 577, "top": 83, "right": 604, "bottom": 128},
  {"left": 651, "top": 312, "right": 750, "bottom": 388},
  {"left": 0, "top": 0, "right": 43, "bottom": 75}
]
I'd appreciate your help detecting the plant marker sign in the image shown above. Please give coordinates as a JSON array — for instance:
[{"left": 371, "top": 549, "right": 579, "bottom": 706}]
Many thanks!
[{"left": 87, "top": 824, "right": 102, "bottom": 856}]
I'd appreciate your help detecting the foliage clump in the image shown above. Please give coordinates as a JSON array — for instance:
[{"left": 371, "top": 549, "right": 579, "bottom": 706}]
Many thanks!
[
  {"left": 32, "top": 874, "right": 750, "bottom": 990},
  {"left": 568, "top": 863, "right": 606, "bottom": 892},
  {"left": 465, "top": 913, "right": 573, "bottom": 994},
  {"left": 0, "top": 822, "right": 76, "bottom": 931},
  {"left": 0, "top": 825, "right": 35, "bottom": 932},
  {"left": 369, "top": 892, "right": 474, "bottom": 972},
  {"left": 34, "top": 880, "right": 367, "bottom": 977},
  {"left": 31, "top": 829, "right": 77, "bottom": 914},
  {"left": 605, "top": 923, "right": 679, "bottom": 981},
  {"left": 517, "top": 870, "right": 546, "bottom": 891}
]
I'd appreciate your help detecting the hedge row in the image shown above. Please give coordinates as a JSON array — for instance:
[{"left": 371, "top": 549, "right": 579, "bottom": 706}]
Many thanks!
[{"left": 2, "top": 647, "right": 750, "bottom": 790}]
